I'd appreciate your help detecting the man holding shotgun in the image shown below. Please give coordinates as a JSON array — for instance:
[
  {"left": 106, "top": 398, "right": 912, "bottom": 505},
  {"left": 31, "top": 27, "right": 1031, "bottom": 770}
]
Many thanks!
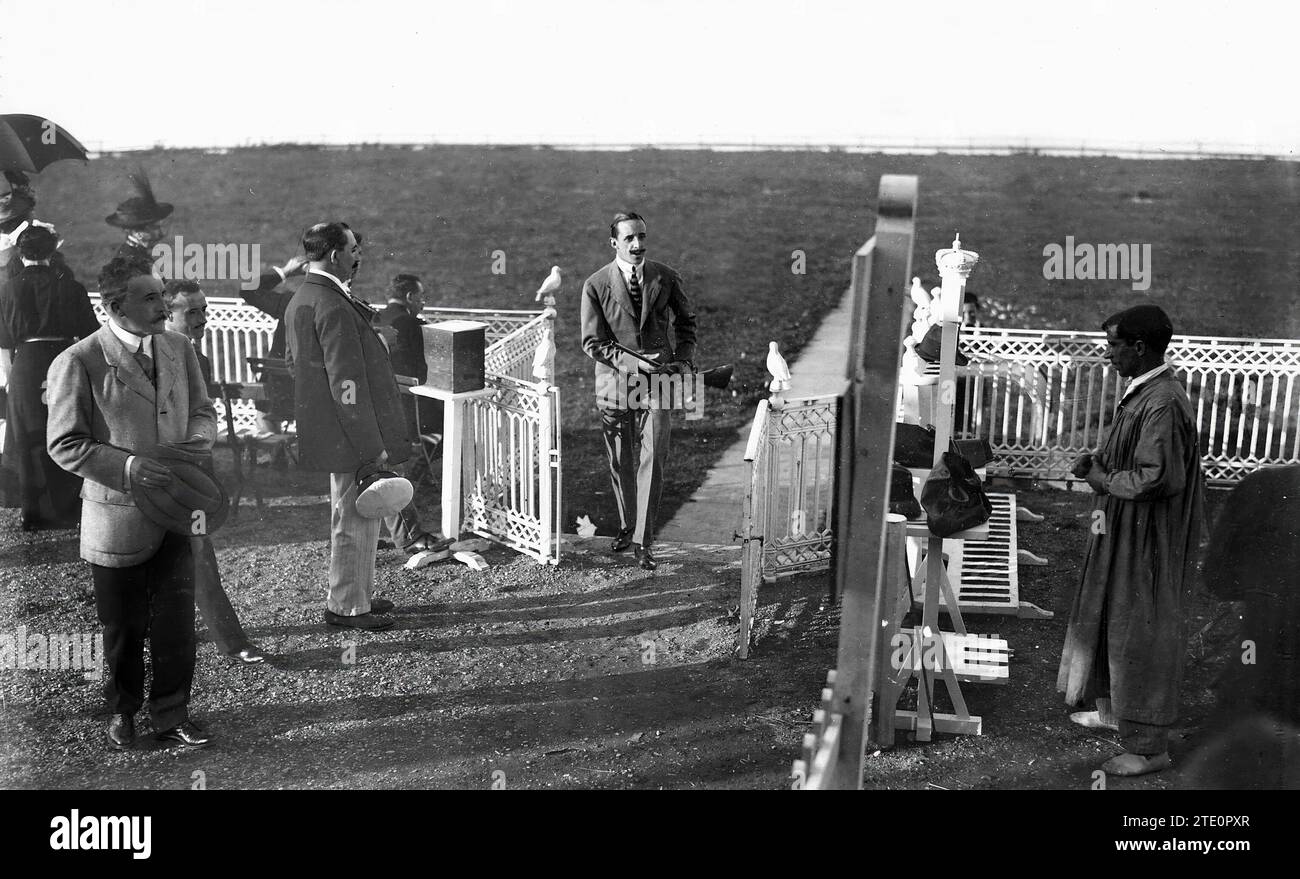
[{"left": 580, "top": 212, "right": 698, "bottom": 571}]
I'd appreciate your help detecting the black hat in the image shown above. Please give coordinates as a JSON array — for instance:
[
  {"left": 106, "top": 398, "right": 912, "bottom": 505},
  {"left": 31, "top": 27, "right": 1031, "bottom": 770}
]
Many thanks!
[
  {"left": 915, "top": 324, "right": 969, "bottom": 366},
  {"left": 105, "top": 169, "right": 173, "bottom": 229},
  {"left": 0, "top": 170, "right": 36, "bottom": 225},
  {"left": 131, "top": 444, "right": 229, "bottom": 536}
]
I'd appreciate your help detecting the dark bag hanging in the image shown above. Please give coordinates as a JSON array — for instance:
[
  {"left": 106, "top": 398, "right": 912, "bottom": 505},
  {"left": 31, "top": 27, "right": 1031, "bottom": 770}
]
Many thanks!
[
  {"left": 951, "top": 437, "right": 994, "bottom": 468},
  {"left": 889, "top": 464, "right": 922, "bottom": 520},
  {"left": 920, "top": 450, "right": 993, "bottom": 537},
  {"left": 895, "top": 424, "right": 994, "bottom": 470},
  {"left": 894, "top": 423, "right": 936, "bottom": 468}
]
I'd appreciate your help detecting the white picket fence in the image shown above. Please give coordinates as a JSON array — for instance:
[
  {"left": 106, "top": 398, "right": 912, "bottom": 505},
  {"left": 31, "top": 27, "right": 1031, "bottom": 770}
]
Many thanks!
[
  {"left": 956, "top": 328, "right": 1300, "bottom": 486},
  {"left": 738, "top": 328, "right": 1300, "bottom": 641}
]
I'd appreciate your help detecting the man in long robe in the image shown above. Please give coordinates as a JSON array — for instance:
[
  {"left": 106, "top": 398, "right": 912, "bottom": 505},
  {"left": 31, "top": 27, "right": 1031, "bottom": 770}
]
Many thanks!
[{"left": 1057, "top": 303, "right": 1205, "bottom": 777}]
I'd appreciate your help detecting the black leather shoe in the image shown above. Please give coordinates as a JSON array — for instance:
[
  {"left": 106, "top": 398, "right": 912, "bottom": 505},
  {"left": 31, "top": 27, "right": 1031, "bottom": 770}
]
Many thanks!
[
  {"left": 610, "top": 528, "right": 634, "bottom": 553},
  {"left": 369, "top": 598, "right": 395, "bottom": 614},
  {"left": 324, "top": 610, "right": 394, "bottom": 631},
  {"left": 156, "top": 720, "right": 212, "bottom": 748},
  {"left": 634, "top": 545, "right": 657, "bottom": 571},
  {"left": 107, "top": 713, "right": 134, "bottom": 750},
  {"left": 227, "top": 643, "right": 266, "bottom": 664},
  {"left": 403, "top": 533, "right": 454, "bottom": 554}
]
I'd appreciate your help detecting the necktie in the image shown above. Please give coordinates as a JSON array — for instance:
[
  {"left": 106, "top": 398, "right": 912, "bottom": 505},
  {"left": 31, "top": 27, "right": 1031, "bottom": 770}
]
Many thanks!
[
  {"left": 133, "top": 348, "right": 155, "bottom": 386},
  {"left": 628, "top": 267, "right": 642, "bottom": 316}
]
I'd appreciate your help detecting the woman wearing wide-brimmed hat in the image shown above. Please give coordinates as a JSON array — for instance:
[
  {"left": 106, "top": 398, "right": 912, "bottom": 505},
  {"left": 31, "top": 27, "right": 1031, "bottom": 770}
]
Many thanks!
[{"left": 105, "top": 169, "right": 172, "bottom": 262}]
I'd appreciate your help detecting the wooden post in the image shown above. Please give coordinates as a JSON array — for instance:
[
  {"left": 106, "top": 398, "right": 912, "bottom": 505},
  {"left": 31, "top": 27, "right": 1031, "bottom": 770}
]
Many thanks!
[{"left": 829, "top": 174, "right": 917, "bottom": 789}]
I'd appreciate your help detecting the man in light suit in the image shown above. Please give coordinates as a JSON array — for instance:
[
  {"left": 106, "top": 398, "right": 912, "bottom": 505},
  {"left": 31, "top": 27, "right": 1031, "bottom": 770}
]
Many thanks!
[
  {"left": 581, "top": 212, "right": 698, "bottom": 570},
  {"left": 283, "top": 222, "right": 410, "bottom": 631},
  {"left": 46, "top": 256, "right": 218, "bottom": 750}
]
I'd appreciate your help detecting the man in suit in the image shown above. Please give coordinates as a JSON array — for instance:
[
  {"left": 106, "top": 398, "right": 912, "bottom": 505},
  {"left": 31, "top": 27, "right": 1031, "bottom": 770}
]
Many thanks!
[
  {"left": 163, "top": 281, "right": 265, "bottom": 664},
  {"left": 283, "top": 222, "right": 410, "bottom": 631},
  {"left": 373, "top": 272, "right": 446, "bottom": 555},
  {"left": 240, "top": 255, "right": 308, "bottom": 435},
  {"left": 581, "top": 212, "right": 698, "bottom": 570},
  {"left": 46, "top": 256, "right": 219, "bottom": 750}
]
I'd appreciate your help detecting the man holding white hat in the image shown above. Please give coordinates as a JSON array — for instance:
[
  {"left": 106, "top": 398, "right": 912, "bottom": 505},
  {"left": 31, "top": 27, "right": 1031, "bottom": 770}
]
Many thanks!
[{"left": 283, "top": 222, "right": 411, "bottom": 631}]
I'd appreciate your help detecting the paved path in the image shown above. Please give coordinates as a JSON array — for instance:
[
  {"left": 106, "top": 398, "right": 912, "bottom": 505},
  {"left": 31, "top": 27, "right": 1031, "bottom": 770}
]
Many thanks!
[{"left": 657, "top": 287, "right": 853, "bottom": 546}]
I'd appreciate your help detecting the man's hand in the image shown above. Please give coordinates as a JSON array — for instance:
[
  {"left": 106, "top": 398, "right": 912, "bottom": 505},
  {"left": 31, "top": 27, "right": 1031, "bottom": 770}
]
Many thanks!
[
  {"left": 1070, "top": 452, "right": 1094, "bottom": 479},
  {"left": 1084, "top": 456, "right": 1109, "bottom": 494},
  {"left": 130, "top": 456, "right": 173, "bottom": 488},
  {"left": 639, "top": 352, "right": 670, "bottom": 374},
  {"left": 280, "top": 254, "right": 308, "bottom": 276}
]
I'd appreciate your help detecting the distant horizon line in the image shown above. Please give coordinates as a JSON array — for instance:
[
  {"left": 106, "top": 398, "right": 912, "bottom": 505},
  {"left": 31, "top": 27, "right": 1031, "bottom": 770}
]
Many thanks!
[{"left": 79, "top": 137, "right": 1299, "bottom": 162}]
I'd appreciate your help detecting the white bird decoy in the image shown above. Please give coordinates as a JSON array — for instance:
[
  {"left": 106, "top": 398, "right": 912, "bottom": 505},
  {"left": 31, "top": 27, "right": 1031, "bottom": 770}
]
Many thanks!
[
  {"left": 911, "top": 304, "right": 930, "bottom": 342},
  {"left": 910, "top": 276, "right": 930, "bottom": 308},
  {"left": 928, "top": 285, "right": 946, "bottom": 326},
  {"left": 767, "top": 341, "right": 791, "bottom": 392},
  {"left": 535, "top": 265, "right": 562, "bottom": 303}
]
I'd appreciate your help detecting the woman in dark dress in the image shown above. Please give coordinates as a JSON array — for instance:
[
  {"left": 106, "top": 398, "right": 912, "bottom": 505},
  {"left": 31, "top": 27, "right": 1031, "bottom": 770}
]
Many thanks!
[{"left": 0, "top": 224, "right": 101, "bottom": 529}]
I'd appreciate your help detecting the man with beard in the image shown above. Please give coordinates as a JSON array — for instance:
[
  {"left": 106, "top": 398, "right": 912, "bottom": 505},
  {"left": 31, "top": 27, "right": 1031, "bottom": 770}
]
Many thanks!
[
  {"left": 47, "top": 256, "right": 218, "bottom": 749},
  {"left": 580, "top": 212, "right": 698, "bottom": 571},
  {"left": 283, "top": 222, "right": 410, "bottom": 630},
  {"left": 163, "top": 280, "right": 265, "bottom": 663},
  {"left": 374, "top": 272, "right": 447, "bottom": 555},
  {"left": 1057, "top": 304, "right": 1205, "bottom": 777}
]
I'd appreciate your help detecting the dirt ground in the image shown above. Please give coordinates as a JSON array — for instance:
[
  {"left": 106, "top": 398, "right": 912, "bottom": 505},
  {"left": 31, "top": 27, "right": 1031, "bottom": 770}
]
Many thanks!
[{"left": 0, "top": 454, "right": 1241, "bottom": 789}]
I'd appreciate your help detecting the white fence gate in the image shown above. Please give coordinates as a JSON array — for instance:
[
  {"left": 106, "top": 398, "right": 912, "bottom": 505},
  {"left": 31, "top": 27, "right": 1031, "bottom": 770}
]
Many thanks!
[{"left": 87, "top": 294, "right": 562, "bottom": 563}]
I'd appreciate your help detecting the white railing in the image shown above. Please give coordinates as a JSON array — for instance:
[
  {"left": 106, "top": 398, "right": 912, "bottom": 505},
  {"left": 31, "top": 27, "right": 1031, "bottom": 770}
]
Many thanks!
[
  {"left": 738, "top": 328, "right": 1300, "bottom": 617},
  {"left": 86, "top": 294, "right": 544, "bottom": 433},
  {"left": 955, "top": 328, "right": 1300, "bottom": 486},
  {"left": 460, "top": 309, "right": 560, "bottom": 564}
]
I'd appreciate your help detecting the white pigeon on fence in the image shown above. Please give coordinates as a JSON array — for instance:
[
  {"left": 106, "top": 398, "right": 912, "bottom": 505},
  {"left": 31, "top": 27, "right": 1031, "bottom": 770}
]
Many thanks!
[
  {"left": 535, "top": 265, "right": 562, "bottom": 303},
  {"left": 767, "top": 341, "right": 791, "bottom": 392},
  {"left": 910, "top": 276, "right": 930, "bottom": 308}
]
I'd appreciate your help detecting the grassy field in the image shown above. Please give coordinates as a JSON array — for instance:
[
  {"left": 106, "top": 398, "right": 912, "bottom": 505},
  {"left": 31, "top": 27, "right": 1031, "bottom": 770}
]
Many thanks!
[{"left": 29, "top": 146, "right": 1300, "bottom": 527}]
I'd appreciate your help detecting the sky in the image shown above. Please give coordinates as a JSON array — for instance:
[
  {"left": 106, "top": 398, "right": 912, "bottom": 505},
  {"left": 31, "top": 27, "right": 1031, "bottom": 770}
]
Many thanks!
[{"left": 0, "top": 0, "right": 1295, "bottom": 154}]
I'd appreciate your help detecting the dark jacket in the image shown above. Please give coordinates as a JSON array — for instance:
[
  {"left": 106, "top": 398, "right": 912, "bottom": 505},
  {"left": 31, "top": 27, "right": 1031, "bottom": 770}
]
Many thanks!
[
  {"left": 0, "top": 264, "right": 99, "bottom": 348},
  {"left": 241, "top": 270, "right": 301, "bottom": 357},
  {"left": 580, "top": 258, "right": 697, "bottom": 409},
  {"left": 376, "top": 301, "right": 427, "bottom": 383},
  {"left": 283, "top": 273, "right": 410, "bottom": 472}
]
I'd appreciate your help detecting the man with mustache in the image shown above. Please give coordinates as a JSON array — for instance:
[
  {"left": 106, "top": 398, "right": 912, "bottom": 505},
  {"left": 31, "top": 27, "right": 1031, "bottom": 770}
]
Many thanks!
[
  {"left": 1057, "top": 303, "right": 1205, "bottom": 777},
  {"left": 580, "top": 212, "right": 697, "bottom": 571},
  {"left": 283, "top": 222, "right": 410, "bottom": 630},
  {"left": 163, "top": 280, "right": 265, "bottom": 663},
  {"left": 46, "top": 255, "right": 219, "bottom": 749}
]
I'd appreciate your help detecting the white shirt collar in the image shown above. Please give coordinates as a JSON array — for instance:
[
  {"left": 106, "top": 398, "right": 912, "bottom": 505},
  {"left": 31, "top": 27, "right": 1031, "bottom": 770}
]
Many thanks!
[
  {"left": 615, "top": 256, "right": 643, "bottom": 282},
  {"left": 108, "top": 318, "right": 153, "bottom": 356},
  {"left": 1121, "top": 361, "right": 1169, "bottom": 400},
  {"left": 20, "top": 258, "right": 49, "bottom": 267},
  {"left": 308, "top": 268, "right": 351, "bottom": 293}
]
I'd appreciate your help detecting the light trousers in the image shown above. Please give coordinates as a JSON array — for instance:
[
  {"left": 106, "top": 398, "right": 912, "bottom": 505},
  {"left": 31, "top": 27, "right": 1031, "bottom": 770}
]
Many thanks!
[{"left": 328, "top": 470, "right": 381, "bottom": 616}]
